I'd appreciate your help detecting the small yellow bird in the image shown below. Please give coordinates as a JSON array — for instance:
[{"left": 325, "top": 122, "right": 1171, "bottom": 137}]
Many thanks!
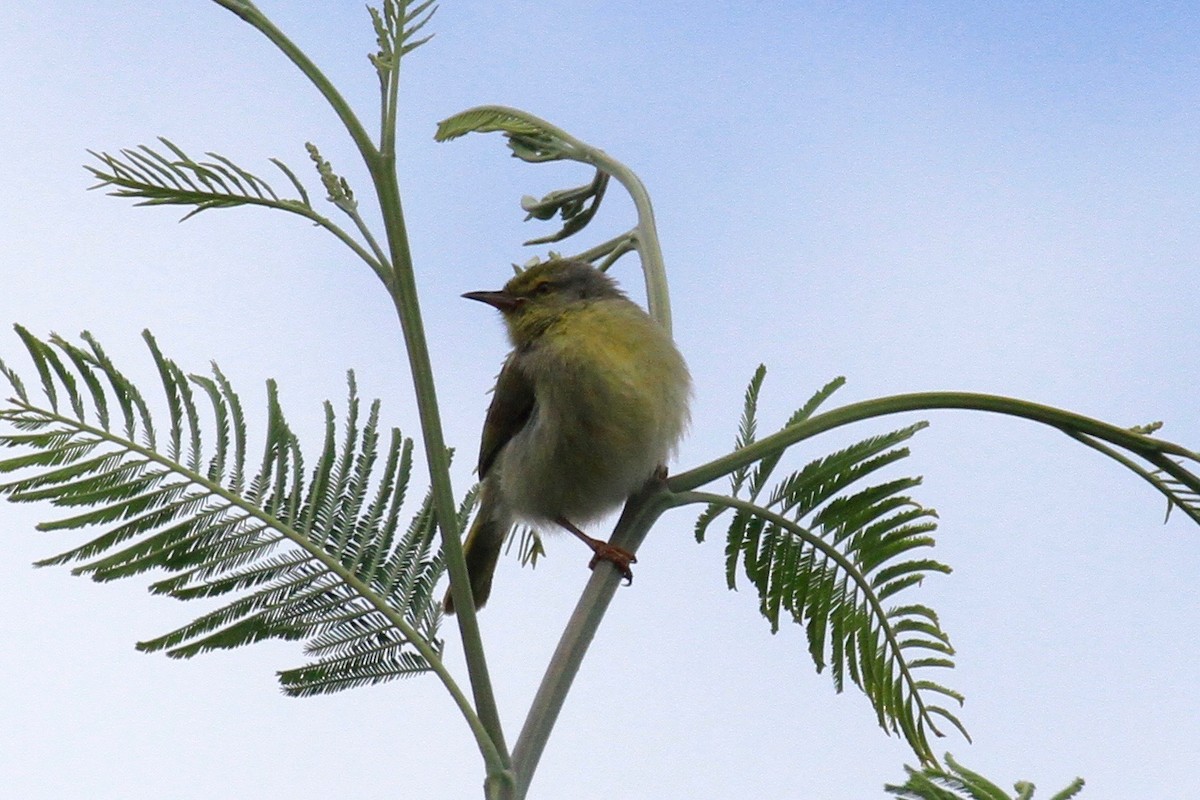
[{"left": 444, "top": 258, "right": 691, "bottom": 613}]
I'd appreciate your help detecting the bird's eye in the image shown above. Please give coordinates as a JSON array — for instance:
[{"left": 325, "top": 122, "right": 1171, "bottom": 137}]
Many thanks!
[{"left": 532, "top": 281, "right": 554, "bottom": 295}]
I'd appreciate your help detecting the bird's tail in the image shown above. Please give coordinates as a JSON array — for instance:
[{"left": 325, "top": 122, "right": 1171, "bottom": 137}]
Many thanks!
[{"left": 443, "top": 510, "right": 509, "bottom": 614}]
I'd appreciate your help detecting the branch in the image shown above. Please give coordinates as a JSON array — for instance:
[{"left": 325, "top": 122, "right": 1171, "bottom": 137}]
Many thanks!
[{"left": 671, "top": 391, "right": 1200, "bottom": 509}]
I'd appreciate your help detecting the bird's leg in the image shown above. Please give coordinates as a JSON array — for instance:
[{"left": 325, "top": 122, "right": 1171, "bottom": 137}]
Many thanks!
[{"left": 554, "top": 516, "right": 637, "bottom": 584}]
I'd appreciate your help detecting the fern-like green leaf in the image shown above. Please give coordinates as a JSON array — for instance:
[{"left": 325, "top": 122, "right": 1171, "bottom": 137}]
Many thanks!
[
  {"left": 435, "top": 106, "right": 556, "bottom": 144},
  {"left": 885, "top": 753, "right": 1085, "bottom": 799},
  {"left": 86, "top": 137, "right": 313, "bottom": 222},
  {"left": 701, "top": 369, "right": 964, "bottom": 764},
  {"left": 504, "top": 524, "right": 546, "bottom": 568},
  {"left": 435, "top": 105, "right": 571, "bottom": 163},
  {"left": 0, "top": 328, "right": 452, "bottom": 694},
  {"left": 369, "top": 0, "right": 438, "bottom": 79},
  {"left": 520, "top": 170, "right": 610, "bottom": 246}
]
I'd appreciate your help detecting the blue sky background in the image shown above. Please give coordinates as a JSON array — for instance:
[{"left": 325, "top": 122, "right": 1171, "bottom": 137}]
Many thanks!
[{"left": 2, "top": 2, "right": 1198, "bottom": 798}]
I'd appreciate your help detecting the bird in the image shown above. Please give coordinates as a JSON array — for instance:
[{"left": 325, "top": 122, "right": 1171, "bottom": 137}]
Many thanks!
[{"left": 443, "top": 258, "right": 691, "bottom": 613}]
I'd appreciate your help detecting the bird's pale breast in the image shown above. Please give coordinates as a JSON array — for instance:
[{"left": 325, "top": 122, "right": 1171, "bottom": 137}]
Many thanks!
[{"left": 496, "top": 298, "right": 690, "bottom": 525}]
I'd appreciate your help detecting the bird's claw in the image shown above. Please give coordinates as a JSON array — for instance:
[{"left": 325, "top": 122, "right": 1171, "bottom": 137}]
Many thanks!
[{"left": 587, "top": 541, "right": 637, "bottom": 584}]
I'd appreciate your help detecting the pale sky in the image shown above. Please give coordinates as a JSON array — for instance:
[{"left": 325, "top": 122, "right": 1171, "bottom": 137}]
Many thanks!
[{"left": 2, "top": 2, "right": 1198, "bottom": 798}]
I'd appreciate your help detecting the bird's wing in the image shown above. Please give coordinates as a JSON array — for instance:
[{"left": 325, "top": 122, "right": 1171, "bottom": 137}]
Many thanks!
[{"left": 477, "top": 354, "right": 536, "bottom": 478}]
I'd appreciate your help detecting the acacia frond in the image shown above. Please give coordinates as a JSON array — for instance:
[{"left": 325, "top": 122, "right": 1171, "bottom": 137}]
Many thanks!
[
  {"left": 87, "top": 137, "right": 389, "bottom": 281},
  {"left": 695, "top": 367, "right": 963, "bottom": 764},
  {"left": 86, "top": 138, "right": 314, "bottom": 221},
  {"left": 0, "top": 328, "right": 452, "bottom": 695},
  {"left": 370, "top": 0, "right": 438, "bottom": 78},
  {"left": 886, "top": 752, "right": 1086, "bottom": 799},
  {"left": 519, "top": 171, "right": 610, "bottom": 246},
  {"left": 435, "top": 106, "right": 556, "bottom": 145},
  {"left": 435, "top": 106, "right": 570, "bottom": 163}
]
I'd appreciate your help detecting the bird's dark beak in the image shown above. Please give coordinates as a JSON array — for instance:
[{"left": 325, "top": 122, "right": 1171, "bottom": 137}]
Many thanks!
[{"left": 462, "top": 290, "right": 521, "bottom": 313}]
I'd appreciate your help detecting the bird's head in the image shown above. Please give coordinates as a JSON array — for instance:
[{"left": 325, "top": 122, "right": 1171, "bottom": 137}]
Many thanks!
[{"left": 463, "top": 259, "right": 625, "bottom": 346}]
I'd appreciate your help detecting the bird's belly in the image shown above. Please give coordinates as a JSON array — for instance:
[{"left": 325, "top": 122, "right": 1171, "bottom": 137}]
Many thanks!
[{"left": 496, "top": 392, "right": 670, "bottom": 525}]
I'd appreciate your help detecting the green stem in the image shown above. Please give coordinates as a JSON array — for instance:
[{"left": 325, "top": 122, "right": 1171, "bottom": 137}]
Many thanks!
[
  {"left": 374, "top": 161, "right": 511, "bottom": 771},
  {"left": 584, "top": 152, "right": 671, "bottom": 332},
  {"left": 671, "top": 391, "right": 1200, "bottom": 493},
  {"left": 212, "top": 0, "right": 511, "bottom": 779},
  {"left": 369, "top": 90, "right": 514, "bottom": 798},
  {"left": 370, "top": 69, "right": 514, "bottom": 795},
  {"left": 569, "top": 229, "right": 637, "bottom": 267},
  {"left": 342, "top": 206, "right": 392, "bottom": 279},
  {"left": 509, "top": 479, "right": 674, "bottom": 798},
  {"left": 209, "top": 2, "right": 381, "bottom": 175},
  {"left": 379, "top": 15, "right": 402, "bottom": 165}
]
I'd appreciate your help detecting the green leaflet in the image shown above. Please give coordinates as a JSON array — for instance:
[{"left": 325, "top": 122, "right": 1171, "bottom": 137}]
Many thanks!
[{"left": 0, "top": 327, "right": 455, "bottom": 696}]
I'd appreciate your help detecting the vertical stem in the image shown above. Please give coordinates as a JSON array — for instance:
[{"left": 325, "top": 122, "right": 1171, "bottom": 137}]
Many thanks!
[
  {"left": 209, "top": 0, "right": 512, "bottom": 782},
  {"left": 369, "top": 12, "right": 513, "bottom": 780},
  {"left": 370, "top": 152, "right": 512, "bottom": 776}
]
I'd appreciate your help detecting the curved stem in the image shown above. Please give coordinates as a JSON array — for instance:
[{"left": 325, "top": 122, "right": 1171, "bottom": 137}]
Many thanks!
[
  {"left": 441, "top": 105, "right": 673, "bottom": 333},
  {"left": 279, "top": 201, "right": 390, "bottom": 284},
  {"left": 671, "top": 391, "right": 1200, "bottom": 494},
  {"left": 210, "top": 2, "right": 381, "bottom": 172},
  {"left": 570, "top": 229, "right": 637, "bottom": 267},
  {"left": 582, "top": 152, "right": 671, "bottom": 333},
  {"left": 342, "top": 206, "right": 392, "bottom": 280}
]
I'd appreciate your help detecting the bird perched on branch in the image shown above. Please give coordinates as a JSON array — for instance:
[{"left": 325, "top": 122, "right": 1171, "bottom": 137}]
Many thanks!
[{"left": 444, "top": 258, "right": 691, "bottom": 613}]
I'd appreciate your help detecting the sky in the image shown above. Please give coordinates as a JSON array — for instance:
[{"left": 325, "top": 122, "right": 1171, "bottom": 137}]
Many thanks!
[{"left": 2, "top": 1, "right": 1198, "bottom": 798}]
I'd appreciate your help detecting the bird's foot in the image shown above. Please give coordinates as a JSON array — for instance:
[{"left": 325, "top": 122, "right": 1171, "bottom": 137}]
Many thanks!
[
  {"left": 555, "top": 515, "right": 637, "bottom": 585},
  {"left": 586, "top": 540, "right": 637, "bottom": 585}
]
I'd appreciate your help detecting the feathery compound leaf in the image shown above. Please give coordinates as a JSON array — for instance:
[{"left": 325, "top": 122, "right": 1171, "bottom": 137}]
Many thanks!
[
  {"left": 697, "top": 365, "right": 773, "bottom": 544},
  {"left": 520, "top": 170, "right": 610, "bottom": 246},
  {"left": 733, "top": 364, "right": 769, "bottom": 492},
  {"left": 435, "top": 105, "right": 573, "bottom": 163},
  {"left": 0, "top": 330, "right": 452, "bottom": 694},
  {"left": 885, "top": 753, "right": 1085, "bottom": 799},
  {"left": 700, "top": 369, "right": 964, "bottom": 764},
  {"left": 87, "top": 138, "right": 313, "bottom": 221},
  {"left": 435, "top": 106, "right": 556, "bottom": 143},
  {"left": 369, "top": 0, "right": 438, "bottom": 77}
]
